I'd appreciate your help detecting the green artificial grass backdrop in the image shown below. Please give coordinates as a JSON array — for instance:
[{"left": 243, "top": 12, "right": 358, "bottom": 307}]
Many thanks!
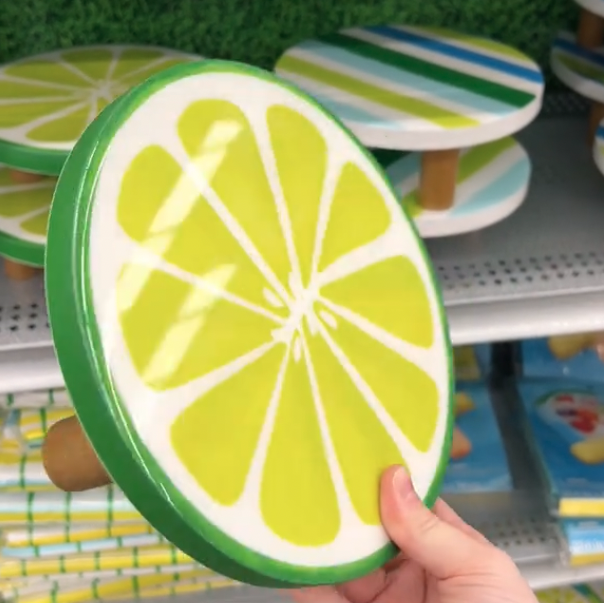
[{"left": 0, "top": 0, "right": 579, "bottom": 86}]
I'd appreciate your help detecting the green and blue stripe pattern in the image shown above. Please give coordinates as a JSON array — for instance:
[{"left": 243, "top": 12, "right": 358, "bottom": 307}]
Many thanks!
[
  {"left": 375, "top": 136, "right": 530, "bottom": 237},
  {"left": 551, "top": 31, "right": 604, "bottom": 102},
  {"left": 276, "top": 25, "right": 544, "bottom": 149}
]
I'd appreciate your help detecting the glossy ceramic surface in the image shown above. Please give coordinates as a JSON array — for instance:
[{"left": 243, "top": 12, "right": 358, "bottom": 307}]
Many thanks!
[
  {"left": 375, "top": 136, "right": 531, "bottom": 237},
  {"left": 46, "top": 60, "right": 453, "bottom": 585},
  {"left": 275, "top": 25, "right": 544, "bottom": 151},
  {"left": 0, "top": 45, "right": 202, "bottom": 175},
  {"left": 0, "top": 165, "right": 55, "bottom": 266}
]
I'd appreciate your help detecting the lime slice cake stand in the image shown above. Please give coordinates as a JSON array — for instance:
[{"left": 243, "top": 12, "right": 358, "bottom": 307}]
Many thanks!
[
  {"left": 43, "top": 60, "right": 453, "bottom": 586},
  {"left": 0, "top": 45, "right": 202, "bottom": 279},
  {"left": 0, "top": 165, "right": 55, "bottom": 280},
  {"left": 275, "top": 25, "right": 544, "bottom": 238}
]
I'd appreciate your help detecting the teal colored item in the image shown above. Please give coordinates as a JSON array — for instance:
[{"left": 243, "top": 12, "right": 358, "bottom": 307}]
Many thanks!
[
  {"left": 559, "top": 518, "right": 604, "bottom": 563},
  {"left": 442, "top": 382, "right": 512, "bottom": 494},
  {"left": 518, "top": 379, "right": 604, "bottom": 516},
  {"left": 520, "top": 337, "right": 604, "bottom": 382}
]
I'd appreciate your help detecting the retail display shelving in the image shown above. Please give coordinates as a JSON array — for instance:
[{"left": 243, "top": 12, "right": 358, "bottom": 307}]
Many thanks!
[
  {"left": 1, "top": 93, "right": 604, "bottom": 595},
  {"left": 1, "top": 95, "right": 602, "bottom": 393},
  {"left": 126, "top": 382, "right": 604, "bottom": 601},
  {"left": 429, "top": 93, "right": 604, "bottom": 345},
  {"left": 0, "top": 273, "right": 60, "bottom": 393}
]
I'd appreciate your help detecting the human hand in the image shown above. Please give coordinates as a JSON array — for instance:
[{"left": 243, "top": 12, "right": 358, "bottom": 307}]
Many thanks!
[{"left": 289, "top": 466, "right": 537, "bottom": 603}]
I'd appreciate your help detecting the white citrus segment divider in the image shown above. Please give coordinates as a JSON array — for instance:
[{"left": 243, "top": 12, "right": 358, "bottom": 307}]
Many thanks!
[
  {"left": 0, "top": 45, "right": 202, "bottom": 173},
  {"left": 78, "top": 66, "right": 451, "bottom": 577},
  {"left": 0, "top": 165, "right": 54, "bottom": 245}
]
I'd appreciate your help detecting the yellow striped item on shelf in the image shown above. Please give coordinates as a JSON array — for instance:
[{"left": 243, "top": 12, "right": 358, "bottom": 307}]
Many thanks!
[
  {"left": 3, "top": 532, "right": 168, "bottom": 558},
  {"left": 2, "top": 569, "right": 220, "bottom": 602},
  {"left": 3, "top": 524, "right": 155, "bottom": 549},
  {"left": 536, "top": 584, "right": 603, "bottom": 602},
  {"left": 0, "top": 487, "right": 142, "bottom": 526},
  {"left": 100, "top": 577, "right": 241, "bottom": 602},
  {"left": 0, "top": 391, "right": 72, "bottom": 411},
  {"left": 2, "top": 409, "right": 74, "bottom": 453},
  {"left": 0, "top": 565, "right": 202, "bottom": 599},
  {"left": 0, "top": 450, "right": 55, "bottom": 492},
  {"left": 0, "top": 545, "right": 194, "bottom": 578}
]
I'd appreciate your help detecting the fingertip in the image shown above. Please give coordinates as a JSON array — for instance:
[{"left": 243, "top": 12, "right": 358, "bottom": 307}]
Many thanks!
[
  {"left": 381, "top": 464, "right": 403, "bottom": 484},
  {"left": 379, "top": 465, "right": 404, "bottom": 520}
]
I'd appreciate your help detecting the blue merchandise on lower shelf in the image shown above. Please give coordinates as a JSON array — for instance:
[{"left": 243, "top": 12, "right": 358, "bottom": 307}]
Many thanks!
[{"left": 442, "top": 382, "right": 512, "bottom": 494}]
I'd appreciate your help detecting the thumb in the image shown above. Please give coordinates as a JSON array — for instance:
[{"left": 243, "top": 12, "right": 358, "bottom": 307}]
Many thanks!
[{"left": 380, "top": 466, "right": 491, "bottom": 579}]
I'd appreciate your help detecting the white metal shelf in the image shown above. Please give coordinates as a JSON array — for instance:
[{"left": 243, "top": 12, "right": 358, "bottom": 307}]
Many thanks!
[
  {"left": 1, "top": 95, "right": 603, "bottom": 379},
  {"left": 428, "top": 96, "right": 604, "bottom": 344},
  {"left": 0, "top": 270, "right": 60, "bottom": 393}
]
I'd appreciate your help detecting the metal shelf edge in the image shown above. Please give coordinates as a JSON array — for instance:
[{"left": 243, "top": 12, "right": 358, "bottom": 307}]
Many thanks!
[
  {"left": 0, "top": 346, "right": 62, "bottom": 394},
  {"left": 447, "top": 290, "right": 604, "bottom": 345}
]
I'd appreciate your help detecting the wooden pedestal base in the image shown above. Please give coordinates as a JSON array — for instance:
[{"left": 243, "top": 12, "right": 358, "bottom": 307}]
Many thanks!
[
  {"left": 4, "top": 259, "right": 39, "bottom": 281},
  {"left": 578, "top": 8, "right": 604, "bottom": 49},
  {"left": 8, "top": 169, "right": 44, "bottom": 185},
  {"left": 419, "top": 149, "right": 460, "bottom": 211},
  {"left": 43, "top": 415, "right": 112, "bottom": 492}
]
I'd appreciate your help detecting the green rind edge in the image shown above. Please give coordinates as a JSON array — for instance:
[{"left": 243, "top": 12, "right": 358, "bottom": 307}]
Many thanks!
[
  {"left": 0, "top": 229, "right": 45, "bottom": 266},
  {"left": 46, "top": 58, "right": 454, "bottom": 586},
  {"left": 0, "top": 139, "right": 66, "bottom": 176},
  {"left": 45, "top": 87, "right": 286, "bottom": 589}
]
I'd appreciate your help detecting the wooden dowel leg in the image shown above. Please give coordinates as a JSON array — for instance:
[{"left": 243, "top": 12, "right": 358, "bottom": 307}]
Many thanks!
[
  {"left": 4, "top": 259, "right": 38, "bottom": 281},
  {"left": 578, "top": 8, "right": 604, "bottom": 49},
  {"left": 589, "top": 101, "right": 604, "bottom": 143},
  {"left": 419, "top": 149, "right": 460, "bottom": 211},
  {"left": 8, "top": 169, "right": 44, "bottom": 184},
  {"left": 42, "top": 415, "right": 112, "bottom": 492}
]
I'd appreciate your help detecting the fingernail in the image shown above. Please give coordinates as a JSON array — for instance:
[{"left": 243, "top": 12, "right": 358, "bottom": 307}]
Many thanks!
[{"left": 392, "top": 466, "right": 414, "bottom": 502}]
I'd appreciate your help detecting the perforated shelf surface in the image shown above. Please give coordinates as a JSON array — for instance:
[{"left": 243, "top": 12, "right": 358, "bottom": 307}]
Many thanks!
[
  {"left": 0, "top": 93, "right": 602, "bottom": 390},
  {"left": 428, "top": 93, "right": 604, "bottom": 344},
  {"left": 0, "top": 270, "right": 59, "bottom": 393}
]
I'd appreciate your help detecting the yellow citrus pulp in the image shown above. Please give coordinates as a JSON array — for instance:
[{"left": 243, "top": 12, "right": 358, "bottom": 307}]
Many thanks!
[{"left": 87, "top": 69, "right": 451, "bottom": 570}]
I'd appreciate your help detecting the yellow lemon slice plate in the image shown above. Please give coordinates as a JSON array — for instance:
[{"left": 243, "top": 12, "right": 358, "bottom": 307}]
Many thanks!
[
  {"left": 0, "top": 45, "right": 202, "bottom": 175},
  {"left": 46, "top": 60, "right": 453, "bottom": 585}
]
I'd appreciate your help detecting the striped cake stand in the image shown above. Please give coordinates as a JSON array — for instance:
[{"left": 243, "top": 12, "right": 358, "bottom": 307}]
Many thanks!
[
  {"left": 372, "top": 139, "right": 530, "bottom": 238},
  {"left": 276, "top": 25, "right": 544, "bottom": 237},
  {"left": 551, "top": 31, "right": 604, "bottom": 142}
]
